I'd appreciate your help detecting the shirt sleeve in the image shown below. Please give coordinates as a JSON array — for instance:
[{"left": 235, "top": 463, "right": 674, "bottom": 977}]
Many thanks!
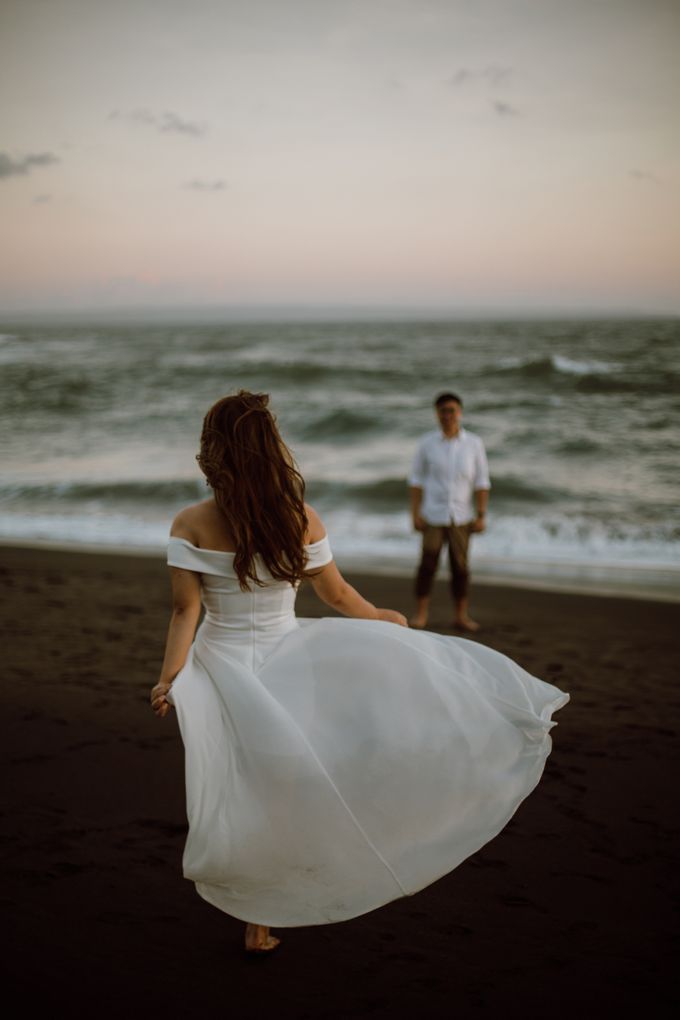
[
  {"left": 408, "top": 438, "right": 428, "bottom": 487},
  {"left": 473, "top": 439, "right": 491, "bottom": 490}
]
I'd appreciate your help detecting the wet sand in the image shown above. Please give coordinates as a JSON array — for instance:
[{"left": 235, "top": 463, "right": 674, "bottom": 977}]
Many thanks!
[{"left": 1, "top": 544, "right": 678, "bottom": 1018}]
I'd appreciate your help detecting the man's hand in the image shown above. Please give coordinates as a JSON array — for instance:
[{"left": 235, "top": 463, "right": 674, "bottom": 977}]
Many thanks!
[
  {"left": 470, "top": 515, "right": 486, "bottom": 534},
  {"left": 413, "top": 515, "right": 427, "bottom": 533}
]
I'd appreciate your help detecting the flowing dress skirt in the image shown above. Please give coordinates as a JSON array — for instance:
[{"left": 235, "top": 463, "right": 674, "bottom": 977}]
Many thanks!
[{"left": 168, "top": 616, "right": 568, "bottom": 927}]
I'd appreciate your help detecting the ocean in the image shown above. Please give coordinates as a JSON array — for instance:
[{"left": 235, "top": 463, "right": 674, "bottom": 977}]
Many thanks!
[{"left": 1, "top": 315, "right": 679, "bottom": 597}]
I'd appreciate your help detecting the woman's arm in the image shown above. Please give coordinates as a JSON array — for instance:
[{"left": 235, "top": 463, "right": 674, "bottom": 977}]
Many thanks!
[
  {"left": 304, "top": 504, "right": 407, "bottom": 626},
  {"left": 151, "top": 566, "right": 201, "bottom": 717},
  {"left": 307, "top": 559, "right": 380, "bottom": 620}
]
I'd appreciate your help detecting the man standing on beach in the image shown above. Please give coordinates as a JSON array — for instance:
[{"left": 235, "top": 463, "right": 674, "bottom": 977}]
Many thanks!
[{"left": 409, "top": 393, "right": 490, "bottom": 631}]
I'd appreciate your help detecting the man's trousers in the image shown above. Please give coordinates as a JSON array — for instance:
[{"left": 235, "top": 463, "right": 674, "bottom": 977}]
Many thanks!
[{"left": 414, "top": 523, "right": 473, "bottom": 601}]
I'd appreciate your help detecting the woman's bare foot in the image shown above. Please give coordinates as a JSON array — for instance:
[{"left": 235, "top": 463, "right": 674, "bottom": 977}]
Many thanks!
[
  {"left": 245, "top": 923, "right": 280, "bottom": 954},
  {"left": 409, "top": 615, "right": 427, "bottom": 629}
]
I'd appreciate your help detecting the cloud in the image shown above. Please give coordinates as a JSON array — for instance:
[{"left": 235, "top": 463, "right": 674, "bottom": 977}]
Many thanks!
[
  {"left": 449, "top": 66, "right": 512, "bottom": 88},
  {"left": 447, "top": 68, "right": 519, "bottom": 116},
  {"left": 0, "top": 151, "right": 60, "bottom": 179},
  {"left": 629, "top": 168, "right": 659, "bottom": 182},
  {"left": 109, "top": 109, "right": 206, "bottom": 136},
  {"left": 120, "top": 108, "right": 157, "bottom": 126},
  {"left": 160, "top": 112, "right": 205, "bottom": 136},
  {"left": 184, "top": 179, "right": 226, "bottom": 192},
  {"left": 492, "top": 100, "right": 519, "bottom": 117}
]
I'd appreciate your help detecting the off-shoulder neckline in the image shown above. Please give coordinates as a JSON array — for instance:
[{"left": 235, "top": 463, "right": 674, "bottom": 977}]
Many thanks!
[{"left": 167, "top": 535, "right": 329, "bottom": 556}]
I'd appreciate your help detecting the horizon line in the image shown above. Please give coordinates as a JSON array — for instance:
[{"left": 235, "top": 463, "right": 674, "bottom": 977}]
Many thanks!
[{"left": 2, "top": 300, "right": 678, "bottom": 323}]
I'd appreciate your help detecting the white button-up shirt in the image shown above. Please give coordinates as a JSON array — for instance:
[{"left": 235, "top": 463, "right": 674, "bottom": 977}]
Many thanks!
[{"left": 408, "top": 428, "right": 491, "bottom": 526}]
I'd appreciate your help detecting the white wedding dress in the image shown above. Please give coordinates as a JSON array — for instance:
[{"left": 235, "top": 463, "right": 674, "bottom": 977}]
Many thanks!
[{"left": 167, "top": 534, "right": 568, "bottom": 927}]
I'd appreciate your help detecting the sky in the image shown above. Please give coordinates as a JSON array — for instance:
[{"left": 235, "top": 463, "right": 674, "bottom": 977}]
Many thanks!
[{"left": 1, "top": 0, "right": 679, "bottom": 315}]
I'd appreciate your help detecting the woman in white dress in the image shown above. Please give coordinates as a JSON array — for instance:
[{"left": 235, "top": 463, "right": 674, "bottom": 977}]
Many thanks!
[{"left": 150, "top": 391, "right": 568, "bottom": 954}]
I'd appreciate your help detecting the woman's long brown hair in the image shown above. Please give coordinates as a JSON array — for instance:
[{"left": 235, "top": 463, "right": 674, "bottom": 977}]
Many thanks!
[{"left": 196, "top": 391, "right": 308, "bottom": 590}]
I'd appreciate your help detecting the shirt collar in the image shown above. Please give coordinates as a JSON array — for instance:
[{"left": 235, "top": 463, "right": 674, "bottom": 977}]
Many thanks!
[{"left": 439, "top": 427, "right": 466, "bottom": 441}]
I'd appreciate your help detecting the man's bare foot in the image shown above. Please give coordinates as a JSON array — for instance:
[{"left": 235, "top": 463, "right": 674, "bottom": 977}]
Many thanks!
[
  {"left": 410, "top": 598, "right": 430, "bottom": 630},
  {"left": 453, "top": 616, "right": 480, "bottom": 633},
  {"left": 245, "top": 923, "right": 281, "bottom": 954}
]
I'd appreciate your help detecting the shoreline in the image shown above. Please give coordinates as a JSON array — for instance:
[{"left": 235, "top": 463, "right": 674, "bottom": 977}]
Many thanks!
[{"left": 2, "top": 536, "right": 678, "bottom": 604}]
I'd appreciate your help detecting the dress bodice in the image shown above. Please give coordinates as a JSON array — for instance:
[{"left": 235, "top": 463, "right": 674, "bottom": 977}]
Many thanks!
[{"left": 167, "top": 535, "right": 333, "bottom": 669}]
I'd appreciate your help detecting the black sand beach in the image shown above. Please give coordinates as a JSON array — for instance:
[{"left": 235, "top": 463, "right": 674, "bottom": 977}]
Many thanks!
[{"left": 1, "top": 544, "right": 678, "bottom": 1018}]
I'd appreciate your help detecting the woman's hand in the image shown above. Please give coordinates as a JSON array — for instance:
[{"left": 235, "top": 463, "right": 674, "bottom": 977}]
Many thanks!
[
  {"left": 151, "top": 682, "right": 173, "bottom": 718},
  {"left": 376, "top": 608, "right": 409, "bottom": 627}
]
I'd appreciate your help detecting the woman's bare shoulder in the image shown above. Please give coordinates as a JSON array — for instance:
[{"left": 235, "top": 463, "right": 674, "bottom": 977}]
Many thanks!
[
  {"left": 170, "top": 499, "right": 214, "bottom": 540},
  {"left": 304, "top": 503, "right": 327, "bottom": 544}
]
